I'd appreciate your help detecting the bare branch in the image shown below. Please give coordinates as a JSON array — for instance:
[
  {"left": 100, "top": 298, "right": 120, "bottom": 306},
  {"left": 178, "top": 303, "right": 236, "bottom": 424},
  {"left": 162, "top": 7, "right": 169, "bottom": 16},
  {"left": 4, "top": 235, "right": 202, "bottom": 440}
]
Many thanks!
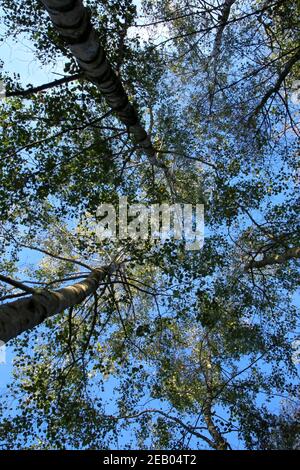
[{"left": 6, "top": 73, "right": 82, "bottom": 98}]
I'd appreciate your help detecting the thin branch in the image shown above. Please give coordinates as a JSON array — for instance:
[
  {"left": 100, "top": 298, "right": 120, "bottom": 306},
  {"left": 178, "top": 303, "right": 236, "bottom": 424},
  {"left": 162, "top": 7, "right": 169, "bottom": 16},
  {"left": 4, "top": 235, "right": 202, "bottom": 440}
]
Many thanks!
[
  {"left": 110, "top": 408, "right": 218, "bottom": 449},
  {"left": 6, "top": 73, "right": 83, "bottom": 98}
]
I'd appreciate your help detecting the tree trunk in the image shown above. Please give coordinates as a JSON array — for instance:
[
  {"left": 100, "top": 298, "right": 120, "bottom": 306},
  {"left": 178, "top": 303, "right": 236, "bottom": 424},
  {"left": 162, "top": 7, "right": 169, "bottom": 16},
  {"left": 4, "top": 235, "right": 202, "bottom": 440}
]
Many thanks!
[
  {"left": 202, "top": 403, "right": 229, "bottom": 450},
  {"left": 0, "top": 269, "right": 106, "bottom": 343},
  {"left": 41, "top": 0, "right": 174, "bottom": 192},
  {"left": 202, "top": 348, "right": 230, "bottom": 450},
  {"left": 253, "top": 48, "right": 300, "bottom": 116},
  {"left": 212, "top": 0, "right": 236, "bottom": 59},
  {"left": 41, "top": 0, "right": 153, "bottom": 153}
]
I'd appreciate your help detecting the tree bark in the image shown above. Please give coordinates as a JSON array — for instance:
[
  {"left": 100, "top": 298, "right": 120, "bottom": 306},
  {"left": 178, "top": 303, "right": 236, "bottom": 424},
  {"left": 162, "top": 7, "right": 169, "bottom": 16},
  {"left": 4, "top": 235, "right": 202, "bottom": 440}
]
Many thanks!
[
  {"left": 212, "top": 0, "right": 236, "bottom": 60},
  {"left": 0, "top": 269, "right": 106, "bottom": 343},
  {"left": 40, "top": 0, "right": 151, "bottom": 151},
  {"left": 202, "top": 403, "right": 229, "bottom": 450},
  {"left": 203, "top": 349, "right": 230, "bottom": 449},
  {"left": 40, "top": 0, "right": 174, "bottom": 193}
]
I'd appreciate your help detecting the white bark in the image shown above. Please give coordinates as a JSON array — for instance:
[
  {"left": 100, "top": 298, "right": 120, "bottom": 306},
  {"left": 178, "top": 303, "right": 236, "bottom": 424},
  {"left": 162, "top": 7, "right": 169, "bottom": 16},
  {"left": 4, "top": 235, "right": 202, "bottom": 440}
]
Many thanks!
[
  {"left": 41, "top": 0, "right": 174, "bottom": 191},
  {"left": 0, "top": 269, "right": 106, "bottom": 343},
  {"left": 41, "top": 0, "right": 153, "bottom": 152}
]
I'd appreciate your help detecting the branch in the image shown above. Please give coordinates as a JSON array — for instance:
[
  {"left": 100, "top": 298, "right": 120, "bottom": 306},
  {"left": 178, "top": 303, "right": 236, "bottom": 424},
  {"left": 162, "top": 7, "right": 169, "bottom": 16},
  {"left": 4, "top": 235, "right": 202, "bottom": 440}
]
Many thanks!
[
  {"left": 151, "top": 0, "right": 286, "bottom": 51},
  {"left": 6, "top": 73, "right": 82, "bottom": 98},
  {"left": 253, "top": 48, "right": 300, "bottom": 116},
  {"left": 111, "top": 408, "right": 218, "bottom": 449},
  {"left": 245, "top": 246, "right": 300, "bottom": 270},
  {"left": 19, "top": 242, "right": 93, "bottom": 271},
  {"left": 0, "top": 274, "right": 35, "bottom": 294},
  {"left": 6, "top": 113, "right": 113, "bottom": 160}
]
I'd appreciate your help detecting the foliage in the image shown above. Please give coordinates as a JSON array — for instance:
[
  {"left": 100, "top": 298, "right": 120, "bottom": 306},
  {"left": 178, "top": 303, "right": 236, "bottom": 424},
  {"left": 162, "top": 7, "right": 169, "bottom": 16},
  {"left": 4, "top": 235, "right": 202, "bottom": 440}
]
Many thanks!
[{"left": 0, "top": 0, "right": 299, "bottom": 450}]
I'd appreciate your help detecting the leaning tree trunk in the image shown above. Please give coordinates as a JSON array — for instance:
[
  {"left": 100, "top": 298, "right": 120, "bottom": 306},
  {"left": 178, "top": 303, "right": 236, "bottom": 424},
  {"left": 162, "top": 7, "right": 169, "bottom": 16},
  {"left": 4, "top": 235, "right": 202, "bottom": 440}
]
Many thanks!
[
  {"left": 40, "top": 0, "right": 171, "bottom": 179},
  {"left": 40, "top": 0, "right": 144, "bottom": 137},
  {"left": 0, "top": 269, "right": 106, "bottom": 343}
]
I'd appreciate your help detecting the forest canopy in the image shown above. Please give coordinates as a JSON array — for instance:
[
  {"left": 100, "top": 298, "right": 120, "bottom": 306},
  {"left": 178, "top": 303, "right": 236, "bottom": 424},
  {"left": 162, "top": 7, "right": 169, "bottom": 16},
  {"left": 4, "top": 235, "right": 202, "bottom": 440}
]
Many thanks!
[{"left": 0, "top": 0, "right": 299, "bottom": 450}]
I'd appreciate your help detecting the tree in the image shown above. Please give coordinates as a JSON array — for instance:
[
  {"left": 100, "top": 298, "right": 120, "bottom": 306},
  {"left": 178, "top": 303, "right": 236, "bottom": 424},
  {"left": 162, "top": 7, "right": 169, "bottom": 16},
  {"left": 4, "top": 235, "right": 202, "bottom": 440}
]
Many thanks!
[{"left": 0, "top": 0, "right": 299, "bottom": 450}]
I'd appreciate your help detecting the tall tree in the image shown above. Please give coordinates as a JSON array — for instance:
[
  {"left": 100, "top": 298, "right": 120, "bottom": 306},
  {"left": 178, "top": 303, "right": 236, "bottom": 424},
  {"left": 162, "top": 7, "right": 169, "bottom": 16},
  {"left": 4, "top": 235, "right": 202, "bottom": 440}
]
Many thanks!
[{"left": 0, "top": 0, "right": 299, "bottom": 450}]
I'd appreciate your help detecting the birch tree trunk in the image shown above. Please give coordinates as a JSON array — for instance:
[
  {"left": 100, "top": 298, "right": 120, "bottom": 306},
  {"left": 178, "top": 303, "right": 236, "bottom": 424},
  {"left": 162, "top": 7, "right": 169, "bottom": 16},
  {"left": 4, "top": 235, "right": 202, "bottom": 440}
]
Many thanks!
[
  {"left": 0, "top": 269, "right": 106, "bottom": 343},
  {"left": 41, "top": 0, "right": 153, "bottom": 154},
  {"left": 40, "top": 0, "right": 174, "bottom": 191},
  {"left": 203, "top": 402, "right": 229, "bottom": 450},
  {"left": 212, "top": 0, "right": 236, "bottom": 60}
]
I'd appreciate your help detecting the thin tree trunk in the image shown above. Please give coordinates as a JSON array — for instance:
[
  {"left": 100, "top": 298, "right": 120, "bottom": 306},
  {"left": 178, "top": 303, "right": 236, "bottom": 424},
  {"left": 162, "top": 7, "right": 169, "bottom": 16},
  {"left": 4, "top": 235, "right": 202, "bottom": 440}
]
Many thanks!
[
  {"left": 40, "top": 0, "right": 174, "bottom": 193},
  {"left": 203, "top": 403, "right": 229, "bottom": 450},
  {"left": 201, "top": 344, "right": 230, "bottom": 450},
  {"left": 253, "top": 48, "right": 300, "bottom": 115},
  {"left": 212, "top": 0, "right": 236, "bottom": 60},
  {"left": 0, "top": 269, "right": 106, "bottom": 343}
]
